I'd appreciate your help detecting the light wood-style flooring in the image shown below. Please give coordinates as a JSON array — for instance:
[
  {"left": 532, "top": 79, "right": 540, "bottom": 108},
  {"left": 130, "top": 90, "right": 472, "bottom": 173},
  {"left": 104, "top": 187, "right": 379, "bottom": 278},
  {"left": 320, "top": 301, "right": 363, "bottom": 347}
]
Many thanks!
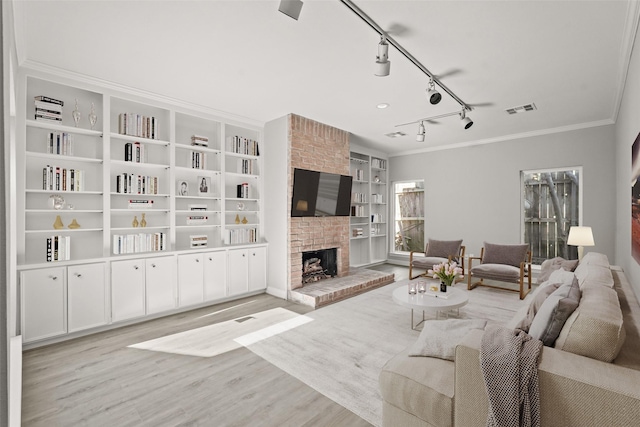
[{"left": 22, "top": 264, "right": 408, "bottom": 426}]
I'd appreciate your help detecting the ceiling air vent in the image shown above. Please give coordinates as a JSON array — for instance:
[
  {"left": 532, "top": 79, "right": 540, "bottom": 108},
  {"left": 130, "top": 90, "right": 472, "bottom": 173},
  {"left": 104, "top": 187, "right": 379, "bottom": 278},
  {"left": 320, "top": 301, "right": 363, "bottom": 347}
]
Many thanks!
[
  {"left": 385, "top": 131, "right": 407, "bottom": 138},
  {"left": 505, "top": 103, "right": 537, "bottom": 115}
]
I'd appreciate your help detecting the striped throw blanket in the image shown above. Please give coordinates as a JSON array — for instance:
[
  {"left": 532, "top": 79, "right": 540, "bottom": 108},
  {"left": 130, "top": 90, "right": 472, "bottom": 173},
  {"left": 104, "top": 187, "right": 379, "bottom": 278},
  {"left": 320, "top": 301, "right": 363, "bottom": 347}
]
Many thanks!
[{"left": 480, "top": 325, "right": 543, "bottom": 427}]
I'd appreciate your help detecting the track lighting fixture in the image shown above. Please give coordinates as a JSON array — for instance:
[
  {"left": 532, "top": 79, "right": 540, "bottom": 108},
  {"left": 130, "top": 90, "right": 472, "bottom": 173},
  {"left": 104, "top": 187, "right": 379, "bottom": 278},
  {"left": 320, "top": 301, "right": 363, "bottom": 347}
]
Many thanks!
[
  {"left": 460, "top": 109, "right": 473, "bottom": 129},
  {"left": 416, "top": 122, "right": 425, "bottom": 142},
  {"left": 375, "top": 36, "right": 390, "bottom": 77},
  {"left": 426, "top": 78, "right": 441, "bottom": 105},
  {"left": 278, "top": 0, "right": 304, "bottom": 20}
]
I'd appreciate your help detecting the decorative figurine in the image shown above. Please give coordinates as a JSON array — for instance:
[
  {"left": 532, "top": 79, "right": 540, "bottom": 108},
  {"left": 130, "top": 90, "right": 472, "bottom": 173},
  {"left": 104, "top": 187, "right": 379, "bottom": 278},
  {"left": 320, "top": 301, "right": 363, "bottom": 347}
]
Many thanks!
[
  {"left": 140, "top": 213, "right": 147, "bottom": 228},
  {"left": 72, "top": 98, "right": 81, "bottom": 127},
  {"left": 88, "top": 102, "right": 98, "bottom": 130},
  {"left": 53, "top": 215, "right": 64, "bottom": 229},
  {"left": 241, "top": 216, "right": 248, "bottom": 224},
  {"left": 235, "top": 214, "right": 240, "bottom": 224},
  {"left": 132, "top": 215, "right": 139, "bottom": 228},
  {"left": 68, "top": 219, "right": 81, "bottom": 229}
]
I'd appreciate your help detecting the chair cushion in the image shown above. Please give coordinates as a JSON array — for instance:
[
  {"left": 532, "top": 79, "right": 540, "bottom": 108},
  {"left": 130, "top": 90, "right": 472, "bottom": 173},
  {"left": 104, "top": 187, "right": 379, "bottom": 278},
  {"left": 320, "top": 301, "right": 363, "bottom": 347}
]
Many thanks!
[
  {"left": 412, "top": 256, "right": 449, "bottom": 270},
  {"left": 471, "top": 263, "right": 521, "bottom": 282},
  {"left": 481, "top": 242, "right": 528, "bottom": 267},
  {"left": 425, "top": 239, "right": 462, "bottom": 258},
  {"left": 529, "top": 277, "right": 581, "bottom": 346}
]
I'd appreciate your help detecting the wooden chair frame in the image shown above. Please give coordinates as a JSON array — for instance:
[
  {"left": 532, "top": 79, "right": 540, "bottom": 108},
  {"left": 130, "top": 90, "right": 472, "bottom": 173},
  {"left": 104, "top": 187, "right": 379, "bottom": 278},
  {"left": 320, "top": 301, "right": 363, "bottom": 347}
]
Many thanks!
[
  {"left": 409, "top": 244, "right": 466, "bottom": 281},
  {"left": 467, "top": 247, "right": 532, "bottom": 299}
]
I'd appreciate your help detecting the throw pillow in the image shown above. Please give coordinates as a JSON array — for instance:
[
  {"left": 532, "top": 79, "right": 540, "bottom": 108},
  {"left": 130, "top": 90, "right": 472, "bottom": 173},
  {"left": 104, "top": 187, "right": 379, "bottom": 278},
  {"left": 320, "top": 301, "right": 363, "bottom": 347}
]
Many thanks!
[
  {"left": 408, "top": 318, "right": 487, "bottom": 361},
  {"left": 547, "top": 268, "right": 576, "bottom": 287},
  {"left": 537, "top": 257, "right": 580, "bottom": 283},
  {"left": 481, "top": 242, "right": 529, "bottom": 267},
  {"left": 515, "top": 282, "right": 562, "bottom": 332},
  {"left": 528, "top": 277, "right": 581, "bottom": 346},
  {"left": 425, "top": 239, "right": 463, "bottom": 259}
]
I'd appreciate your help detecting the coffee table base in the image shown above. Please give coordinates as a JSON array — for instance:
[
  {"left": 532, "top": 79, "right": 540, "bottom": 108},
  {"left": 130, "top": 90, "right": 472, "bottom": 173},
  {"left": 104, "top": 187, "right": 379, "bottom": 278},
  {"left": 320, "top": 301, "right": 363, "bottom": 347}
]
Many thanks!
[{"left": 410, "top": 308, "right": 462, "bottom": 330}]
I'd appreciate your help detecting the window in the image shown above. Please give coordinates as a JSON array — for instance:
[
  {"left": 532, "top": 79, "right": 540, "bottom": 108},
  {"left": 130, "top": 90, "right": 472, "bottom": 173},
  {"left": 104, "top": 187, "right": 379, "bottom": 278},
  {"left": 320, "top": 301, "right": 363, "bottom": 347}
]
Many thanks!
[
  {"left": 522, "top": 168, "right": 582, "bottom": 264},
  {"left": 393, "top": 180, "right": 424, "bottom": 254}
]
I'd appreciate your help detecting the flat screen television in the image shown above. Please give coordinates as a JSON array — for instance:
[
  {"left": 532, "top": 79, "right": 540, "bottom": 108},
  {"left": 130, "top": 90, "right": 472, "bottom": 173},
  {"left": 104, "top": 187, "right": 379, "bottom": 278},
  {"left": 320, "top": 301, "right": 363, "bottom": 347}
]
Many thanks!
[{"left": 291, "top": 168, "right": 353, "bottom": 217}]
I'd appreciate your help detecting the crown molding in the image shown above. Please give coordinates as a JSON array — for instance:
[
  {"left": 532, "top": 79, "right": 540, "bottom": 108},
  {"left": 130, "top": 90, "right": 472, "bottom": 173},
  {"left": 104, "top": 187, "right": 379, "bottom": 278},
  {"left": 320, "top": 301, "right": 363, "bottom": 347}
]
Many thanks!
[
  {"left": 389, "top": 118, "right": 615, "bottom": 158},
  {"left": 611, "top": 0, "right": 640, "bottom": 122}
]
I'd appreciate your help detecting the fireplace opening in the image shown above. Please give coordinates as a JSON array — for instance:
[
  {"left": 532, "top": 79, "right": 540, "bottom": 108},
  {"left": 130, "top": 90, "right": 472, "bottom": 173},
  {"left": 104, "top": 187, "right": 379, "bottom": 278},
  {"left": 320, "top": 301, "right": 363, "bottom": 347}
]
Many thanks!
[{"left": 302, "top": 248, "right": 338, "bottom": 284}]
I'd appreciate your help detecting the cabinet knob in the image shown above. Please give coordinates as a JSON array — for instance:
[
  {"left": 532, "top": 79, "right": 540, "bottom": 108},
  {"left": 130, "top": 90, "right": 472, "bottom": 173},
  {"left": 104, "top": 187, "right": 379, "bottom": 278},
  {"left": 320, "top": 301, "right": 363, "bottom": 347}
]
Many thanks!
[
  {"left": 74, "top": 273, "right": 82, "bottom": 278},
  {"left": 242, "top": 253, "right": 246, "bottom": 257},
  {"left": 134, "top": 265, "right": 139, "bottom": 270},
  {"left": 49, "top": 275, "right": 58, "bottom": 281},
  {"left": 252, "top": 252, "right": 256, "bottom": 256},
  {"left": 195, "top": 258, "right": 200, "bottom": 263},
  {"left": 151, "top": 264, "right": 156, "bottom": 268},
  {"left": 208, "top": 257, "right": 212, "bottom": 261}
]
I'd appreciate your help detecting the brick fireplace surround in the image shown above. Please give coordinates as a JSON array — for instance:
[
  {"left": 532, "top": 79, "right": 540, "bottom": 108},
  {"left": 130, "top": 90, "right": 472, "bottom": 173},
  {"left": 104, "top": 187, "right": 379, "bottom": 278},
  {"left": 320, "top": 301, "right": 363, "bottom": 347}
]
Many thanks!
[{"left": 286, "top": 115, "right": 394, "bottom": 307}]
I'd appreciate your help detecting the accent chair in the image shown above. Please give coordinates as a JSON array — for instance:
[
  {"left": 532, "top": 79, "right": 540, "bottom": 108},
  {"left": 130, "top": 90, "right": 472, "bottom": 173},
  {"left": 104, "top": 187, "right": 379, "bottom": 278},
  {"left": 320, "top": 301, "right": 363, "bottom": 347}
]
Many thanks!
[
  {"left": 467, "top": 242, "right": 532, "bottom": 299},
  {"left": 409, "top": 238, "right": 465, "bottom": 280}
]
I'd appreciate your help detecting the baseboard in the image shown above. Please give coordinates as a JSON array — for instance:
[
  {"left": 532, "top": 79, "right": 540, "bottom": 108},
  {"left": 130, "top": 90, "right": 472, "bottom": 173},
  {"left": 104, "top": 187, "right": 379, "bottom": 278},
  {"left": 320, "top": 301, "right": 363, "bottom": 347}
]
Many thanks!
[
  {"left": 266, "top": 286, "right": 287, "bottom": 300},
  {"left": 9, "top": 335, "right": 22, "bottom": 427}
]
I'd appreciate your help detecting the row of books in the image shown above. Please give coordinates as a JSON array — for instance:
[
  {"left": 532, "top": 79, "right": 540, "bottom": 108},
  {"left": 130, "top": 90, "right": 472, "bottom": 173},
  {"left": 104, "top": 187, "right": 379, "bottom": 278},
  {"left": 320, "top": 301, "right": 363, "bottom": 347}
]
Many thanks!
[
  {"left": 192, "top": 151, "right": 207, "bottom": 169},
  {"left": 352, "top": 227, "right": 364, "bottom": 237},
  {"left": 46, "top": 235, "right": 71, "bottom": 262},
  {"left": 42, "top": 166, "right": 85, "bottom": 191},
  {"left": 353, "top": 169, "right": 365, "bottom": 181},
  {"left": 47, "top": 132, "right": 74, "bottom": 156},
  {"left": 371, "top": 158, "right": 387, "bottom": 170},
  {"left": 226, "top": 135, "right": 259, "bottom": 156},
  {"left": 237, "top": 158, "right": 254, "bottom": 174},
  {"left": 34, "top": 96, "right": 63, "bottom": 123},
  {"left": 186, "top": 215, "right": 208, "bottom": 225},
  {"left": 112, "top": 232, "right": 166, "bottom": 254},
  {"left": 115, "top": 174, "right": 159, "bottom": 194},
  {"left": 124, "top": 142, "right": 147, "bottom": 163},
  {"left": 371, "top": 213, "right": 384, "bottom": 223},
  {"left": 128, "top": 199, "right": 154, "bottom": 209},
  {"left": 118, "top": 113, "right": 159, "bottom": 139},
  {"left": 224, "top": 227, "right": 258, "bottom": 245},
  {"left": 371, "top": 194, "right": 384, "bottom": 203},
  {"left": 236, "top": 182, "right": 250, "bottom": 198},
  {"left": 191, "top": 135, "right": 209, "bottom": 147},
  {"left": 352, "top": 192, "right": 366, "bottom": 203},
  {"left": 190, "top": 234, "right": 208, "bottom": 248},
  {"left": 351, "top": 205, "right": 366, "bottom": 217}
]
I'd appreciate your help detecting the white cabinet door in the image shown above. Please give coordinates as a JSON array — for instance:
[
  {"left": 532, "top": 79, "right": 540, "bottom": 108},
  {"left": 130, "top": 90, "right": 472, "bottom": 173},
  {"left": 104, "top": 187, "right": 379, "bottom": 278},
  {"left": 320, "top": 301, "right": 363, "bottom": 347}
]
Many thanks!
[
  {"left": 111, "top": 259, "right": 146, "bottom": 322},
  {"left": 146, "top": 256, "right": 176, "bottom": 314},
  {"left": 178, "top": 253, "right": 204, "bottom": 307},
  {"left": 21, "top": 267, "right": 67, "bottom": 342},
  {"left": 67, "top": 263, "right": 107, "bottom": 333},
  {"left": 227, "top": 249, "right": 249, "bottom": 296},
  {"left": 248, "top": 247, "right": 267, "bottom": 291},
  {"left": 203, "top": 250, "right": 227, "bottom": 301}
]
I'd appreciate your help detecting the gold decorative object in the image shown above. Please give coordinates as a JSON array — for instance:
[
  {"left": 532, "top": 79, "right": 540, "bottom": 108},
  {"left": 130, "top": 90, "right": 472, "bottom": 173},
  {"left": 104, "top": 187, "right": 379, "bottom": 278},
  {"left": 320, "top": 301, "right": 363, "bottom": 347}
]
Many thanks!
[
  {"left": 235, "top": 214, "right": 240, "bottom": 224},
  {"left": 241, "top": 216, "right": 248, "bottom": 224},
  {"left": 140, "top": 213, "right": 147, "bottom": 227},
  {"left": 53, "top": 215, "right": 64, "bottom": 229},
  {"left": 132, "top": 215, "right": 139, "bottom": 228},
  {"left": 68, "top": 219, "right": 81, "bottom": 229}
]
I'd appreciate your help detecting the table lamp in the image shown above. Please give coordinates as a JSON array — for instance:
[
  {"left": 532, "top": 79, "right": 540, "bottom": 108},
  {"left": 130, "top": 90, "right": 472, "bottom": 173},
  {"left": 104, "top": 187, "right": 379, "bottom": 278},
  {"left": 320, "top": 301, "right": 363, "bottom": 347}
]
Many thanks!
[{"left": 567, "top": 226, "right": 595, "bottom": 260}]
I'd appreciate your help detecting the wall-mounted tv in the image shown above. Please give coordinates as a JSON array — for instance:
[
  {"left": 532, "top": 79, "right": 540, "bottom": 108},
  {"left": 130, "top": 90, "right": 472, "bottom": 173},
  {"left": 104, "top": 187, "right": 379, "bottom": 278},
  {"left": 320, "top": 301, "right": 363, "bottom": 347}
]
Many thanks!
[{"left": 291, "top": 168, "right": 353, "bottom": 217}]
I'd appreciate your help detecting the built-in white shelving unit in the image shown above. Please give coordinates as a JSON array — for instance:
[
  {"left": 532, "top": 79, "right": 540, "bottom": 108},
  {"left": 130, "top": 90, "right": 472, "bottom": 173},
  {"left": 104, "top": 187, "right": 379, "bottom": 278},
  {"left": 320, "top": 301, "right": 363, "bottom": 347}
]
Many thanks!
[{"left": 349, "top": 150, "right": 388, "bottom": 267}]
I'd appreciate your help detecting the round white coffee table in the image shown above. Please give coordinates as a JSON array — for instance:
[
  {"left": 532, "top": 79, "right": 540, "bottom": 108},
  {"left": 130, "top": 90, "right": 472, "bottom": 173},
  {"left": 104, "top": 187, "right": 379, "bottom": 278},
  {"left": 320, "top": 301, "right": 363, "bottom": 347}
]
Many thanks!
[{"left": 392, "top": 280, "right": 469, "bottom": 329}]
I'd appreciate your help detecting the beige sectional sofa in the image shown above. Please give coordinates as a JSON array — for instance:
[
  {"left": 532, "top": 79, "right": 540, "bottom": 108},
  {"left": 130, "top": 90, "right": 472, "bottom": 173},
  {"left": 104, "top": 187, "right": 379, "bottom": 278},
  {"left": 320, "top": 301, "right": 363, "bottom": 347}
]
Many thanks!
[{"left": 379, "top": 252, "right": 640, "bottom": 427}]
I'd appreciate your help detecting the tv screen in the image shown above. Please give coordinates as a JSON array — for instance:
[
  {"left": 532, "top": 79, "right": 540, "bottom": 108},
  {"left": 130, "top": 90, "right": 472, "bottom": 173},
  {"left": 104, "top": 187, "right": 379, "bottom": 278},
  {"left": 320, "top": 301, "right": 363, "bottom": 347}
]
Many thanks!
[{"left": 291, "top": 168, "right": 353, "bottom": 217}]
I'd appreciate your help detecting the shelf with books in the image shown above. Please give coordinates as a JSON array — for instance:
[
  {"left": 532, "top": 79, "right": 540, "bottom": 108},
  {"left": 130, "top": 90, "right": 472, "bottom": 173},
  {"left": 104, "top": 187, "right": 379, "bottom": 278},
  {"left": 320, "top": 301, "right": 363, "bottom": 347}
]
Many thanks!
[
  {"left": 110, "top": 96, "right": 170, "bottom": 142},
  {"left": 175, "top": 111, "right": 221, "bottom": 151},
  {"left": 27, "top": 124, "right": 103, "bottom": 161},
  {"left": 25, "top": 228, "right": 103, "bottom": 234}
]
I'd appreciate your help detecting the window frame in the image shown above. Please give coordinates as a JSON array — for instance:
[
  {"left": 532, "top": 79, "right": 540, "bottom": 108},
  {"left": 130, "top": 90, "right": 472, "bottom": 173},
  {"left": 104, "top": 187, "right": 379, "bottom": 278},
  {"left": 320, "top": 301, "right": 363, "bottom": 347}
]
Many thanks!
[{"left": 390, "top": 179, "right": 425, "bottom": 256}]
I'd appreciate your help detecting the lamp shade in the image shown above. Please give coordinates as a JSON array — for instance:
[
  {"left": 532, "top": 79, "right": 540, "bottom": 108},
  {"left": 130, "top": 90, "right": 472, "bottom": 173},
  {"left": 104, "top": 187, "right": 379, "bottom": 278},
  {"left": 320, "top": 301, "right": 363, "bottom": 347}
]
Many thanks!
[{"left": 567, "top": 226, "right": 595, "bottom": 246}]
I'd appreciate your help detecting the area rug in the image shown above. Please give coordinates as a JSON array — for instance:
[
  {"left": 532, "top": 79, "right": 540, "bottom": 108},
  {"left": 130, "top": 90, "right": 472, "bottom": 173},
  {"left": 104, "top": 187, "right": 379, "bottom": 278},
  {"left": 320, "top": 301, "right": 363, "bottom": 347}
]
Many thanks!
[
  {"left": 241, "top": 282, "right": 530, "bottom": 427},
  {"left": 128, "top": 307, "right": 310, "bottom": 357}
]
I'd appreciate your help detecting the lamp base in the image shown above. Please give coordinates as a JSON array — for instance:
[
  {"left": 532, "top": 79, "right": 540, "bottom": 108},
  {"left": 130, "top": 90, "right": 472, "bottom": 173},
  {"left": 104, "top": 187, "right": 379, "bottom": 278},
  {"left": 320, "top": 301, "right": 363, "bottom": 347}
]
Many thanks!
[{"left": 577, "top": 246, "right": 584, "bottom": 261}]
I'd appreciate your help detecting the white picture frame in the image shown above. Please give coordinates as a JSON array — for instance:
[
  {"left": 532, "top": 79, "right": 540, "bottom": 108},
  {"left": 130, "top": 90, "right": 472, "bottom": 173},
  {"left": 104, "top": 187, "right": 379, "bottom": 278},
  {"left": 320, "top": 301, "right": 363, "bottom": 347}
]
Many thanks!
[
  {"left": 197, "top": 176, "right": 211, "bottom": 196},
  {"left": 177, "top": 180, "right": 189, "bottom": 196}
]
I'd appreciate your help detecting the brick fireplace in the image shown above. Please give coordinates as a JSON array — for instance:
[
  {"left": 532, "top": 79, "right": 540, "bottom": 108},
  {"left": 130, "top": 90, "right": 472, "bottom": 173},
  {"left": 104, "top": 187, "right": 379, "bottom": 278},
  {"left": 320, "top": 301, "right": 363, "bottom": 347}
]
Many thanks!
[{"left": 288, "top": 114, "right": 350, "bottom": 291}]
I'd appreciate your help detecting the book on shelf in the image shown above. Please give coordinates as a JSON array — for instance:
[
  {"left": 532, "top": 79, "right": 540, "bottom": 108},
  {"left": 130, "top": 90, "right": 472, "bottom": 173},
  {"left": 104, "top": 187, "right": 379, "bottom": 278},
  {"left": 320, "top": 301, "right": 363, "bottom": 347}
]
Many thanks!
[
  {"left": 118, "top": 113, "right": 158, "bottom": 139},
  {"left": 186, "top": 215, "right": 208, "bottom": 225},
  {"left": 188, "top": 204, "right": 207, "bottom": 211},
  {"left": 128, "top": 199, "right": 154, "bottom": 209},
  {"left": 371, "top": 213, "right": 383, "bottom": 223},
  {"left": 236, "top": 182, "right": 249, "bottom": 198},
  {"left": 34, "top": 96, "right": 64, "bottom": 106},
  {"left": 237, "top": 158, "right": 254, "bottom": 174},
  {"left": 116, "top": 173, "right": 159, "bottom": 195},
  {"left": 191, "top": 135, "right": 209, "bottom": 147},
  {"left": 124, "top": 142, "right": 146, "bottom": 163},
  {"left": 190, "top": 234, "right": 208, "bottom": 248},
  {"left": 350, "top": 205, "right": 365, "bottom": 217},
  {"left": 42, "top": 166, "right": 84, "bottom": 191},
  {"left": 226, "top": 135, "right": 259, "bottom": 156},
  {"left": 47, "top": 132, "right": 74, "bottom": 156},
  {"left": 352, "top": 227, "right": 364, "bottom": 237},
  {"left": 224, "top": 227, "right": 258, "bottom": 245},
  {"left": 112, "top": 232, "right": 166, "bottom": 254},
  {"left": 191, "top": 151, "right": 207, "bottom": 169},
  {"left": 35, "top": 100, "right": 63, "bottom": 112},
  {"left": 34, "top": 96, "right": 63, "bottom": 122},
  {"left": 46, "top": 235, "right": 71, "bottom": 262},
  {"left": 371, "top": 158, "right": 387, "bottom": 170}
]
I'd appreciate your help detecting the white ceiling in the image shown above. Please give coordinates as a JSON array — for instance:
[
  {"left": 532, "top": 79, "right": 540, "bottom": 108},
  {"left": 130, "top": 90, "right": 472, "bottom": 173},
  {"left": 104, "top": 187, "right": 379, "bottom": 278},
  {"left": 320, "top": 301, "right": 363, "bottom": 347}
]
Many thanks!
[{"left": 13, "top": 0, "right": 639, "bottom": 156}]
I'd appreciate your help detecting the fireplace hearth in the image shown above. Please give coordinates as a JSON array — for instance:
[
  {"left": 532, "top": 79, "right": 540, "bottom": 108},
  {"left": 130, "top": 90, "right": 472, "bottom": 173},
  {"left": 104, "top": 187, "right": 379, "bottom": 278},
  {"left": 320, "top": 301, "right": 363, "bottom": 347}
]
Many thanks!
[{"left": 302, "top": 248, "right": 337, "bottom": 284}]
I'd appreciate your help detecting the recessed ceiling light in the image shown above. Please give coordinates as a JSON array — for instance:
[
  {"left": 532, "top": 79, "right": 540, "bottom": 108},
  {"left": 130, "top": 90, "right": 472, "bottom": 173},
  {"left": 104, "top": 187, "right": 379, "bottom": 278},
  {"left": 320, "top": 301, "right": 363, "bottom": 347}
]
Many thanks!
[{"left": 377, "top": 103, "right": 389, "bottom": 109}]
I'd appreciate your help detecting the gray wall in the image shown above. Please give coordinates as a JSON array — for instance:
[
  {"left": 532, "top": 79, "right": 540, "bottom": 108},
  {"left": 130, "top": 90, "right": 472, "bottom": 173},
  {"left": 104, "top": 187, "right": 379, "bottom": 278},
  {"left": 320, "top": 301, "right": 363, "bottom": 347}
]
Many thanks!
[
  {"left": 615, "top": 19, "right": 640, "bottom": 297},
  {"left": 389, "top": 124, "right": 616, "bottom": 262}
]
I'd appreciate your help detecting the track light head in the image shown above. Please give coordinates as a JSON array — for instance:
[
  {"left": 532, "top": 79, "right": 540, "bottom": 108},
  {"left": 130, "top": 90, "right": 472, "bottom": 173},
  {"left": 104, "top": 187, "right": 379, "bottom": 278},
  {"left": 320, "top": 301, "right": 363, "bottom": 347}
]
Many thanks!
[
  {"left": 426, "top": 78, "right": 441, "bottom": 105},
  {"left": 278, "top": 0, "right": 303, "bottom": 20},
  {"left": 375, "top": 37, "right": 390, "bottom": 77},
  {"left": 460, "top": 109, "right": 473, "bottom": 129},
  {"left": 416, "top": 122, "right": 426, "bottom": 142}
]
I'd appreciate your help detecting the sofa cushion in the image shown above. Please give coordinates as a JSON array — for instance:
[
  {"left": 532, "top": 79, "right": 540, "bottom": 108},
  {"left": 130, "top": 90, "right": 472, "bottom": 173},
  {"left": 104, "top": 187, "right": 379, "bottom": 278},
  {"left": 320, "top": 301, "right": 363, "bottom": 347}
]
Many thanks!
[
  {"left": 471, "top": 263, "right": 521, "bottom": 282},
  {"left": 537, "top": 257, "right": 579, "bottom": 283},
  {"left": 573, "top": 263, "right": 614, "bottom": 289},
  {"left": 555, "top": 282, "right": 626, "bottom": 362},
  {"left": 380, "top": 346, "right": 455, "bottom": 427},
  {"left": 408, "top": 319, "right": 487, "bottom": 360},
  {"left": 481, "top": 242, "right": 528, "bottom": 267},
  {"left": 579, "top": 251, "right": 610, "bottom": 267},
  {"left": 425, "top": 239, "right": 462, "bottom": 259},
  {"left": 515, "top": 282, "right": 562, "bottom": 332},
  {"left": 529, "top": 277, "right": 581, "bottom": 346}
]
